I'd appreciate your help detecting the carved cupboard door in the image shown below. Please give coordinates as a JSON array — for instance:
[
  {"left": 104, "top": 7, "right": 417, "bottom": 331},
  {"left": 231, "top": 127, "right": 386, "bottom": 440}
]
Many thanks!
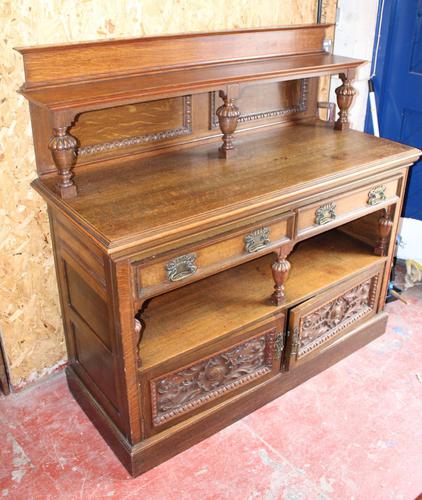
[
  {"left": 284, "top": 264, "right": 384, "bottom": 370},
  {"left": 141, "top": 314, "right": 285, "bottom": 436}
]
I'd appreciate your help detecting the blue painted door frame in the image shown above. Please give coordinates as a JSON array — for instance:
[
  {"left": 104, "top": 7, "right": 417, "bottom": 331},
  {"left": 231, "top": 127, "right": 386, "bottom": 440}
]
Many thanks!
[{"left": 365, "top": 0, "right": 422, "bottom": 220}]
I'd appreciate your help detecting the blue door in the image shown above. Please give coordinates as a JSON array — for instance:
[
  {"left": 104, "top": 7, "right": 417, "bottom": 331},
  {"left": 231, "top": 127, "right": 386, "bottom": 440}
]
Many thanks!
[{"left": 367, "top": 0, "right": 422, "bottom": 220}]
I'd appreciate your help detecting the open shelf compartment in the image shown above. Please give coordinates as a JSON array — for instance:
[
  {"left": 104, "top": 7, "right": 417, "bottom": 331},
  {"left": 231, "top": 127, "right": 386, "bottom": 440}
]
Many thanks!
[{"left": 139, "top": 229, "right": 387, "bottom": 372}]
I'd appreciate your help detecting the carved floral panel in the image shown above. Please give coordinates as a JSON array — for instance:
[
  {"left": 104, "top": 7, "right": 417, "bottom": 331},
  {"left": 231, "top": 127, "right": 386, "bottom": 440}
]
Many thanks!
[
  {"left": 297, "top": 274, "right": 379, "bottom": 359},
  {"left": 150, "top": 330, "right": 277, "bottom": 426}
]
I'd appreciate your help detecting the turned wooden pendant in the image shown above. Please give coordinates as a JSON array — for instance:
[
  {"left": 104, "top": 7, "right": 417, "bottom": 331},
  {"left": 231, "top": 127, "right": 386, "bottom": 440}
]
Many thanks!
[
  {"left": 48, "top": 127, "right": 78, "bottom": 199},
  {"left": 216, "top": 90, "right": 240, "bottom": 158},
  {"left": 271, "top": 244, "right": 294, "bottom": 305},
  {"left": 374, "top": 207, "right": 393, "bottom": 256},
  {"left": 334, "top": 73, "right": 357, "bottom": 131}
]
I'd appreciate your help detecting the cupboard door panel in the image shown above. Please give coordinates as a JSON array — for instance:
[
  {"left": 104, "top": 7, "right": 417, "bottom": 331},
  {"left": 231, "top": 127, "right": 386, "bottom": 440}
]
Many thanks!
[
  {"left": 284, "top": 264, "right": 384, "bottom": 370},
  {"left": 141, "top": 314, "right": 285, "bottom": 435}
]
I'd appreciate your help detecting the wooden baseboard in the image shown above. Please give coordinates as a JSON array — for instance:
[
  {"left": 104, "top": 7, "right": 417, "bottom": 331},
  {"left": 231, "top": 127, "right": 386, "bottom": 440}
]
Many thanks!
[{"left": 66, "top": 312, "right": 388, "bottom": 477}]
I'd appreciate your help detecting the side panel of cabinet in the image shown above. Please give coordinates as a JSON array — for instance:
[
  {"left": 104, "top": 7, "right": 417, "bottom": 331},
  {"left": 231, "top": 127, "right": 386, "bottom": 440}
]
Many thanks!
[
  {"left": 284, "top": 263, "right": 384, "bottom": 370},
  {"left": 49, "top": 210, "right": 137, "bottom": 440}
]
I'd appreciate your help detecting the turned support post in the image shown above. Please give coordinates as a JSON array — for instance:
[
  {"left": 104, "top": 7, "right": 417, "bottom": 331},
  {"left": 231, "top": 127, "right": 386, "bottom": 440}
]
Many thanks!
[
  {"left": 48, "top": 119, "right": 78, "bottom": 199},
  {"left": 334, "top": 73, "right": 357, "bottom": 131},
  {"left": 271, "top": 243, "right": 294, "bottom": 306},
  {"left": 216, "top": 86, "right": 240, "bottom": 158},
  {"left": 374, "top": 207, "right": 394, "bottom": 256}
]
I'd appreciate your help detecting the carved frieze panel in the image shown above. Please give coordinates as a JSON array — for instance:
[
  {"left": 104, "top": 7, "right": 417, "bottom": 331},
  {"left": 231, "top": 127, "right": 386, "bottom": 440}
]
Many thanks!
[
  {"left": 150, "top": 330, "right": 278, "bottom": 426},
  {"left": 296, "top": 274, "right": 379, "bottom": 359},
  {"left": 209, "top": 79, "right": 309, "bottom": 129},
  {"left": 74, "top": 95, "right": 192, "bottom": 157}
]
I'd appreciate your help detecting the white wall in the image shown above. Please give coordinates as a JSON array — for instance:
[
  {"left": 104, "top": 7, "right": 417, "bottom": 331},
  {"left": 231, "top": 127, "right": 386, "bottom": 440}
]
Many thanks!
[
  {"left": 330, "top": 0, "right": 380, "bottom": 131},
  {"left": 331, "top": 1, "right": 422, "bottom": 265}
]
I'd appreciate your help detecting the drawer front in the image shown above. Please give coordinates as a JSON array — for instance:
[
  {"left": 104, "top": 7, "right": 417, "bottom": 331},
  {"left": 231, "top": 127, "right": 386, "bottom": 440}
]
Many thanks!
[
  {"left": 296, "top": 177, "right": 400, "bottom": 238},
  {"left": 136, "top": 212, "right": 294, "bottom": 299},
  {"left": 143, "top": 316, "right": 284, "bottom": 434},
  {"left": 284, "top": 263, "right": 384, "bottom": 370}
]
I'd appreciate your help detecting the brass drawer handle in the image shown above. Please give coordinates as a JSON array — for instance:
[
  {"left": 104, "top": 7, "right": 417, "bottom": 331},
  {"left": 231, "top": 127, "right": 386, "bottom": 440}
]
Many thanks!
[
  {"left": 244, "top": 227, "right": 271, "bottom": 253},
  {"left": 166, "top": 253, "right": 197, "bottom": 282},
  {"left": 367, "top": 185, "right": 387, "bottom": 206},
  {"left": 315, "top": 202, "right": 336, "bottom": 225}
]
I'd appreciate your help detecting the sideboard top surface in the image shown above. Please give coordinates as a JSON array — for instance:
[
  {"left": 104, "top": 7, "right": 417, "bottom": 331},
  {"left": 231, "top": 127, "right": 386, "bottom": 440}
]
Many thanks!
[{"left": 34, "top": 121, "right": 420, "bottom": 251}]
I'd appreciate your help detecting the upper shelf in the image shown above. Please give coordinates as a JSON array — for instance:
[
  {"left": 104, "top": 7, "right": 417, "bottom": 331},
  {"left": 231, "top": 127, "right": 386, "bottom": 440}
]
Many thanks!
[
  {"left": 16, "top": 24, "right": 365, "bottom": 115},
  {"left": 18, "top": 53, "right": 363, "bottom": 113}
]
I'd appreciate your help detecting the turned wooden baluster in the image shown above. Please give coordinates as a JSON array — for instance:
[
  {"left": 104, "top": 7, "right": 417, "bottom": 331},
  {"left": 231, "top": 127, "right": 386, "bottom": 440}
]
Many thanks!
[
  {"left": 334, "top": 73, "right": 357, "bottom": 131},
  {"left": 271, "top": 243, "right": 294, "bottom": 306},
  {"left": 374, "top": 206, "right": 394, "bottom": 256},
  {"left": 48, "top": 125, "right": 78, "bottom": 199},
  {"left": 216, "top": 87, "right": 240, "bottom": 158}
]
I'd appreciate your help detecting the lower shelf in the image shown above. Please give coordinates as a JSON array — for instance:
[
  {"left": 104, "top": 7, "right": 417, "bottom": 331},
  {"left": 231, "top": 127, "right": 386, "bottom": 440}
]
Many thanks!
[{"left": 139, "top": 230, "right": 386, "bottom": 371}]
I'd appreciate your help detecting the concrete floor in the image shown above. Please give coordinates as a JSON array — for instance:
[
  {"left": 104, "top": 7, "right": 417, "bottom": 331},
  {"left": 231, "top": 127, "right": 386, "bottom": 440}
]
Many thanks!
[{"left": 1, "top": 287, "right": 422, "bottom": 500}]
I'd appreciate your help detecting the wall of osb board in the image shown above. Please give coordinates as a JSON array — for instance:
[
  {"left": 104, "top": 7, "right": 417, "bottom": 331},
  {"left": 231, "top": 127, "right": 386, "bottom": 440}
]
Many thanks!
[{"left": 0, "top": 0, "right": 337, "bottom": 387}]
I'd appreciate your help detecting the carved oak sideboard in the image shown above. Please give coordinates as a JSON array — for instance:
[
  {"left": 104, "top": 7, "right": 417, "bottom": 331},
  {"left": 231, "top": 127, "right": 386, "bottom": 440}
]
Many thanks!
[{"left": 17, "top": 25, "right": 421, "bottom": 476}]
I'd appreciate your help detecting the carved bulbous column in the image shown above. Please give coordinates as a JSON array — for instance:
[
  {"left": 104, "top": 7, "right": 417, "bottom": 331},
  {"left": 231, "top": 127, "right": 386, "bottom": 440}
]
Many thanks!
[
  {"left": 48, "top": 127, "right": 78, "bottom": 199},
  {"left": 374, "top": 207, "right": 394, "bottom": 256},
  {"left": 334, "top": 73, "right": 357, "bottom": 131},
  {"left": 216, "top": 90, "right": 240, "bottom": 158},
  {"left": 271, "top": 243, "right": 294, "bottom": 305}
]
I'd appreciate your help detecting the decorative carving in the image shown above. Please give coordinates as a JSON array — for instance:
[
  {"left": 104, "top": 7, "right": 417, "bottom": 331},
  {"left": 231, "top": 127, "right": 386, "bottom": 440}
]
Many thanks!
[
  {"left": 315, "top": 202, "right": 336, "bottom": 225},
  {"left": 244, "top": 227, "right": 271, "bottom": 253},
  {"left": 274, "top": 333, "right": 284, "bottom": 360},
  {"left": 166, "top": 253, "right": 197, "bottom": 282},
  {"left": 210, "top": 79, "right": 309, "bottom": 129},
  {"left": 374, "top": 207, "right": 393, "bottom": 256},
  {"left": 290, "top": 327, "right": 300, "bottom": 357},
  {"left": 334, "top": 73, "right": 357, "bottom": 131},
  {"left": 295, "top": 275, "right": 379, "bottom": 359},
  {"left": 216, "top": 90, "right": 240, "bottom": 158},
  {"left": 48, "top": 127, "right": 78, "bottom": 198},
  {"left": 78, "top": 95, "right": 192, "bottom": 156},
  {"left": 271, "top": 243, "right": 294, "bottom": 305},
  {"left": 150, "top": 331, "right": 276, "bottom": 426},
  {"left": 367, "top": 185, "right": 387, "bottom": 206}
]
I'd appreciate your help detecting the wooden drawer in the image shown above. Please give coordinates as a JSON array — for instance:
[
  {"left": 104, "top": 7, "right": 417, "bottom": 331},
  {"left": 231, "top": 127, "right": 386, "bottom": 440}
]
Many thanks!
[
  {"left": 140, "top": 314, "right": 285, "bottom": 435},
  {"left": 284, "top": 263, "right": 384, "bottom": 370},
  {"left": 296, "top": 176, "right": 401, "bottom": 239},
  {"left": 135, "top": 211, "right": 294, "bottom": 300}
]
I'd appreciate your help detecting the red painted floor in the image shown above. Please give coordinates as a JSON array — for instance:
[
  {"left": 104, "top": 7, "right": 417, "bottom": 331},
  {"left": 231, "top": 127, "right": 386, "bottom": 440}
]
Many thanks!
[{"left": 1, "top": 287, "right": 422, "bottom": 500}]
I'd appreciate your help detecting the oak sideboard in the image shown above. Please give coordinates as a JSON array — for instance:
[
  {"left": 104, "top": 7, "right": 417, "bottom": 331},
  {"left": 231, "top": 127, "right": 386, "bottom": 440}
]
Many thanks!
[{"left": 17, "top": 24, "right": 421, "bottom": 476}]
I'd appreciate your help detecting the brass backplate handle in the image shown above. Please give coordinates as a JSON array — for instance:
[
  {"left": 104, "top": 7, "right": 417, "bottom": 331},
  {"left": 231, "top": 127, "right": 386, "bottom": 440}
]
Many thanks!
[
  {"left": 244, "top": 227, "right": 271, "bottom": 253},
  {"left": 367, "top": 185, "right": 387, "bottom": 206},
  {"left": 315, "top": 202, "right": 336, "bottom": 225},
  {"left": 166, "top": 253, "right": 197, "bottom": 282}
]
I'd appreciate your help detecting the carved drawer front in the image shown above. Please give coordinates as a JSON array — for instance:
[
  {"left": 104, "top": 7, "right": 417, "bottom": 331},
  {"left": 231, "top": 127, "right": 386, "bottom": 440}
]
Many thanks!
[
  {"left": 135, "top": 211, "right": 294, "bottom": 300},
  {"left": 296, "top": 176, "right": 401, "bottom": 239},
  {"left": 284, "top": 263, "right": 384, "bottom": 370},
  {"left": 145, "top": 318, "right": 284, "bottom": 432}
]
